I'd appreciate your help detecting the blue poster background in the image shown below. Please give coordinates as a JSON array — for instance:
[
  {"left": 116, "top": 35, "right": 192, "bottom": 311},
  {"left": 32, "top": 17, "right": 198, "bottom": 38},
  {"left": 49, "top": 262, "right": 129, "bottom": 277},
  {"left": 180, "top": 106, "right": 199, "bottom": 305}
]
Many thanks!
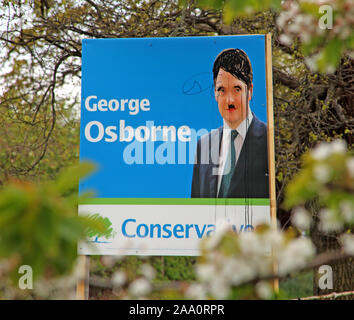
[{"left": 80, "top": 35, "right": 267, "bottom": 198}]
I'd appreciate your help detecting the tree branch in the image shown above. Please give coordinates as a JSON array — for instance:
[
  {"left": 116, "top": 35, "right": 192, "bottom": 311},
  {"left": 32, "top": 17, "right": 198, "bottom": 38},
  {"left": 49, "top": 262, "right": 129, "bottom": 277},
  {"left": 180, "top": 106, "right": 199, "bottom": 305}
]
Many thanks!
[
  {"left": 273, "top": 67, "right": 301, "bottom": 90},
  {"left": 295, "top": 290, "right": 354, "bottom": 300}
]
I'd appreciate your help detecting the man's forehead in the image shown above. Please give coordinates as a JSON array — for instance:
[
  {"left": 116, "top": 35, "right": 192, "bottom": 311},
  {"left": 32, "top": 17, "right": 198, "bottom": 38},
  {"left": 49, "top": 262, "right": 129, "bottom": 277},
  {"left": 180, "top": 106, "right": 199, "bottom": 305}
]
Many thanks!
[{"left": 215, "top": 69, "right": 247, "bottom": 86}]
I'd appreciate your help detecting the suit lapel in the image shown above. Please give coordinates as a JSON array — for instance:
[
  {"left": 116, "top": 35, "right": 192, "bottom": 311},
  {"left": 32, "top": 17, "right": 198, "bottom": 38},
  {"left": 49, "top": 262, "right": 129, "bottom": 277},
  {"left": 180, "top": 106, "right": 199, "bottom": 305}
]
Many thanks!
[{"left": 228, "top": 118, "right": 256, "bottom": 197}]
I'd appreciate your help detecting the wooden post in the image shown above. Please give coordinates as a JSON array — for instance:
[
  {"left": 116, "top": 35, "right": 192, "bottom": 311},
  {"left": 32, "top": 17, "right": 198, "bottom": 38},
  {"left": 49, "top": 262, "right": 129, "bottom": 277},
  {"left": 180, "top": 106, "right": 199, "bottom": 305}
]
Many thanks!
[
  {"left": 265, "top": 33, "right": 279, "bottom": 293},
  {"left": 76, "top": 255, "right": 90, "bottom": 300}
]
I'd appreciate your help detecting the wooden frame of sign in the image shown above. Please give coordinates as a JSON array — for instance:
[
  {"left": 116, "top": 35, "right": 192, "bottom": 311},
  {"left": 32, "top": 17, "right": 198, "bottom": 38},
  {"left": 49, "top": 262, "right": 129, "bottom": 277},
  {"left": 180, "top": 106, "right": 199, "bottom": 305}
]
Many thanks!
[
  {"left": 76, "top": 255, "right": 90, "bottom": 300},
  {"left": 265, "top": 33, "right": 279, "bottom": 291},
  {"left": 76, "top": 33, "right": 278, "bottom": 299}
]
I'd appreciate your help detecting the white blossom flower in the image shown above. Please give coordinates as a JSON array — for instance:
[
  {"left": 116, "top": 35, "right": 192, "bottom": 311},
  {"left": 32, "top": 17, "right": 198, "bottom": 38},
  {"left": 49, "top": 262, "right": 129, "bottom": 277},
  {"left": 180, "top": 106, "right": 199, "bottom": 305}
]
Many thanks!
[
  {"left": 331, "top": 139, "right": 347, "bottom": 153},
  {"left": 185, "top": 283, "right": 207, "bottom": 300},
  {"left": 288, "top": 21, "right": 301, "bottom": 34},
  {"left": 313, "top": 164, "right": 331, "bottom": 183},
  {"left": 319, "top": 208, "right": 343, "bottom": 232},
  {"left": 239, "top": 231, "right": 266, "bottom": 256},
  {"left": 196, "top": 264, "right": 216, "bottom": 282},
  {"left": 101, "top": 256, "right": 116, "bottom": 268},
  {"left": 340, "top": 234, "right": 354, "bottom": 255},
  {"left": 311, "top": 140, "right": 347, "bottom": 160},
  {"left": 222, "top": 258, "right": 257, "bottom": 285},
  {"left": 279, "top": 34, "right": 293, "bottom": 46},
  {"left": 305, "top": 55, "right": 319, "bottom": 72},
  {"left": 140, "top": 264, "right": 155, "bottom": 280},
  {"left": 325, "top": 64, "right": 336, "bottom": 75},
  {"left": 278, "top": 237, "right": 315, "bottom": 276},
  {"left": 266, "top": 229, "right": 284, "bottom": 250},
  {"left": 340, "top": 201, "right": 354, "bottom": 223},
  {"left": 311, "top": 142, "right": 332, "bottom": 160},
  {"left": 292, "top": 207, "right": 311, "bottom": 230},
  {"left": 287, "top": 2, "right": 299, "bottom": 16},
  {"left": 276, "top": 14, "right": 287, "bottom": 28},
  {"left": 257, "top": 256, "right": 273, "bottom": 277},
  {"left": 193, "top": 8, "right": 201, "bottom": 17},
  {"left": 205, "top": 250, "right": 223, "bottom": 263},
  {"left": 111, "top": 271, "right": 126, "bottom": 287},
  {"left": 299, "top": 31, "right": 311, "bottom": 44},
  {"left": 346, "top": 158, "right": 354, "bottom": 178},
  {"left": 339, "top": 26, "right": 351, "bottom": 40},
  {"left": 204, "top": 219, "right": 231, "bottom": 250},
  {"left": 256, "top": 281, "right": 273, "bottom": 299},
  {"left": 33, "top": 280, "right": 51, "bottom": 297},
  {"left": 209, "top": 278, "right": 230, "bottom": 299},
  {"left": 128, "top": 278, "right": 151, "bottom": 297},
  {"left": 244, "top": 6, "right": 253, "bottom": 14}
]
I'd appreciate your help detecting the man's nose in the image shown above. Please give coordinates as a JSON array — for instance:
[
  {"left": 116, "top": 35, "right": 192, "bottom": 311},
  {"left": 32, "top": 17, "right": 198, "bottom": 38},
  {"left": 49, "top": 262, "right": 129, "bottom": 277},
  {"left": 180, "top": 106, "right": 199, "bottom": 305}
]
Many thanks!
[{"left": 226, "top": 92, "right": 235, "bottom": 104}]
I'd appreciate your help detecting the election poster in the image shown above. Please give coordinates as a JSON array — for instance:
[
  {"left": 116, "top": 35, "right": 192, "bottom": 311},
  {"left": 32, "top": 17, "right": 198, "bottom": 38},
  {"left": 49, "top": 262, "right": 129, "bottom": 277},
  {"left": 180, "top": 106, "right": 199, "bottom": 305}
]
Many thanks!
[{"left": 78, "top": 35, "right": 275, "bottom": 256}]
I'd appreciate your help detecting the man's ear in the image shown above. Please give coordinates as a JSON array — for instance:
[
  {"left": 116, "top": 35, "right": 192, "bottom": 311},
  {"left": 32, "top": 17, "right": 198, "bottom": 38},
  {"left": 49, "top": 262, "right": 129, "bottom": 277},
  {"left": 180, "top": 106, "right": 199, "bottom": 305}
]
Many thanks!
[{"left": 248, "top": 83, "right": 253, "bottom": 101}]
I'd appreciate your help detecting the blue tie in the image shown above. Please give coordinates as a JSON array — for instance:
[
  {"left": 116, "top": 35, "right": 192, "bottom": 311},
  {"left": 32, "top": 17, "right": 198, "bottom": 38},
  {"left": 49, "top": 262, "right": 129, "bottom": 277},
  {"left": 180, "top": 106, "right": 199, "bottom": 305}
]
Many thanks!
[{"left": 218, "top": 130, "right": 238, "bottom": 198}]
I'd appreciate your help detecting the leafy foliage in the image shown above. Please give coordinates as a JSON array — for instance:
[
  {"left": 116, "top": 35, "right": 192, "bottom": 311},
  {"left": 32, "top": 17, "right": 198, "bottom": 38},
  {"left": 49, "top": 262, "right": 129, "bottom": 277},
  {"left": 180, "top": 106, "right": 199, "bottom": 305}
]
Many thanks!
[
  {"left": 285, "top": 141, "right": 354, "bottom": 211},
  {"left": 195, "top": 0, "right": 354, "bottom": 72},
  {"left": 0, "top": 162, "right": 112, "bottom": 282}
]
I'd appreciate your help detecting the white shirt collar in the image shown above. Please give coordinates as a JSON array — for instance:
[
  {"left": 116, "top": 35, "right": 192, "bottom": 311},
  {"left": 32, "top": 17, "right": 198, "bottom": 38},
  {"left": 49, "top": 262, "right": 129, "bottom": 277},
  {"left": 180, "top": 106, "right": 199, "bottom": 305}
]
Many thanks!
[{"left": 222, "top": 109, "right": 253, "bottom": 139}]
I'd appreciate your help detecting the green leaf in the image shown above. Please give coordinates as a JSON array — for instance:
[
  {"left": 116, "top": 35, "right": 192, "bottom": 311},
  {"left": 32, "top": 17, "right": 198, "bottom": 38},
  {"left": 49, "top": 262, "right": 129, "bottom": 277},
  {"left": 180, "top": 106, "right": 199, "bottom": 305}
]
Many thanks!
[
  {"left": 301, "top": 36, "right": 324, "bottom": 56},
  {"left": 194, "top": 0, "right": 224, "bottom": 10},
  {"left": 56, "top": 161, "right": 96, "bottom": 195},
  {"left": 299, "top": 2, "right": 320, "bottom": 16},
  {"left": 223, "top": 1, "right": 238, "bottom": 24},
  {"left": 317, "top": 38, "right": 342, "bottom": 73}
]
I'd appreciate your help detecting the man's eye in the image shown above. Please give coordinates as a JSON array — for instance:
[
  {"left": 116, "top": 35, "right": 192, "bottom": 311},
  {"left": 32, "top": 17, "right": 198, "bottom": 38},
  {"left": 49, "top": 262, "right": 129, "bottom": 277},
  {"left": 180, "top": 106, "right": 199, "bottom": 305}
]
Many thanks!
[
  {"left": 235, "top": 87, "right": 241, "bottom": 92},
  {"left": 217, "top": 87, "right": 224, "bottom": 92}
]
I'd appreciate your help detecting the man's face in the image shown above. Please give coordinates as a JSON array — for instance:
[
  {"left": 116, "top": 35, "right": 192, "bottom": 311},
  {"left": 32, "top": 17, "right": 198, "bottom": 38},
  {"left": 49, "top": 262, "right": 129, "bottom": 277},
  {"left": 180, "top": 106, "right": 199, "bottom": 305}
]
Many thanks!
[{"left": 214, "top": 68, "right": 253, "bottom": 129}]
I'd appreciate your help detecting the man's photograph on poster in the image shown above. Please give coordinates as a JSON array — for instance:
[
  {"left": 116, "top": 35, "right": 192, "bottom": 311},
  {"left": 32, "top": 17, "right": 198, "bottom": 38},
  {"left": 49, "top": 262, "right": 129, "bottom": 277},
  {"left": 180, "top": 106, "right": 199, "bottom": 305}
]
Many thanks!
[{"left": 191, "top": 48, "right": 269, "bottom": 199}]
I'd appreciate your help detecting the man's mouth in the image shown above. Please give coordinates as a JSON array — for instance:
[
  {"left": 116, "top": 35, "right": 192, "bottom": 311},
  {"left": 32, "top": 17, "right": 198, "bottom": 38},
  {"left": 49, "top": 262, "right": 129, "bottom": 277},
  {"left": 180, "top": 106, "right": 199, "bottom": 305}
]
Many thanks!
[{"left": 228, "top": 105, "right": 236, "bottom": 110}]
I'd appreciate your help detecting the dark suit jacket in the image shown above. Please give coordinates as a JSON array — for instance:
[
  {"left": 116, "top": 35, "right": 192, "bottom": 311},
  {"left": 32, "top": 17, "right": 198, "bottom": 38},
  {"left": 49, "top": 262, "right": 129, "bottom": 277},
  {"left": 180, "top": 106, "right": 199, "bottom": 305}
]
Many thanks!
[{"left": 191, "top": 114, "right": 269, "bottom": 198}]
